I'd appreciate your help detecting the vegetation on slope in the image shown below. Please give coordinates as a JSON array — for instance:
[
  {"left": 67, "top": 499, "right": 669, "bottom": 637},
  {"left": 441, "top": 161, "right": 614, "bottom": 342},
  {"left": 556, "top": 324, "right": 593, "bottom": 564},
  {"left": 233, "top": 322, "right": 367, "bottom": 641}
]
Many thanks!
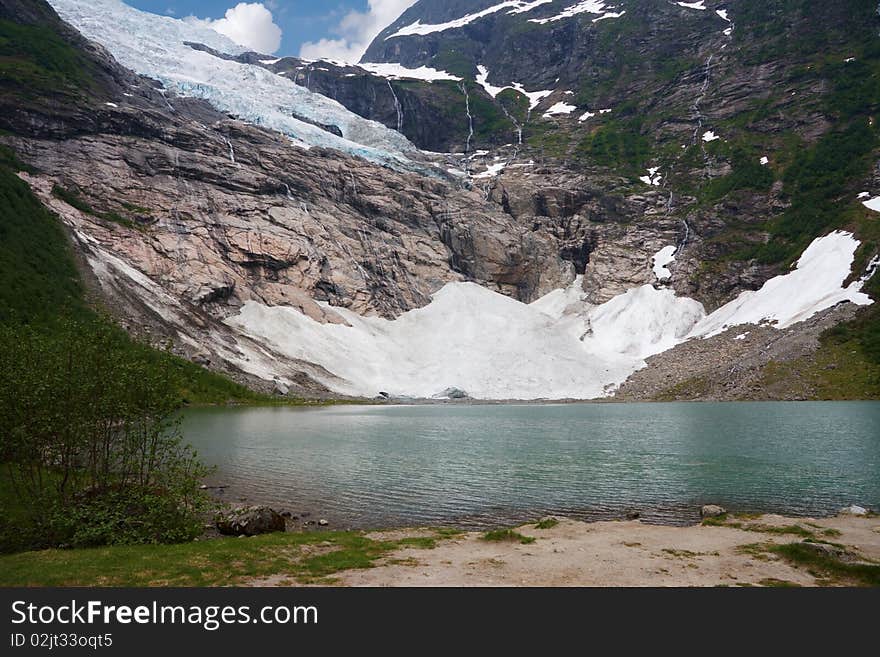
[
  {"left": 0, "top": 139, "right": 277, "bottom": 553},
  {"left": 0, "top": 18, "right": 99, "bottom": 99},
  {"left": 0, "top": 150, "right": 269, "bottom": 405}
]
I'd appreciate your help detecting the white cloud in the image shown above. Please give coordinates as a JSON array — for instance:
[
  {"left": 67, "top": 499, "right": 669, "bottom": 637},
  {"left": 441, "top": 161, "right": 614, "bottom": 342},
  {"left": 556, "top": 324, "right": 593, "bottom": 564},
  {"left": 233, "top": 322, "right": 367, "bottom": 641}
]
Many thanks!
[
  {"left": 299, "top": 0, "right": 417, "bottom": 64},
  {"left": 205, "top": 3, "right": 283, "bottom": 54}
]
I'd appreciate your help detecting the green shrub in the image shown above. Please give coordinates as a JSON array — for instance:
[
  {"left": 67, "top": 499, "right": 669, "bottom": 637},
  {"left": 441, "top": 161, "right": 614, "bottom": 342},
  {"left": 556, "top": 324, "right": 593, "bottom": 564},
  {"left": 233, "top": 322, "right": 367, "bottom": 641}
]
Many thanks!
[
  {"left": 576, "top": 118, "right": 652, "bottom": 175},
  {"left": 0, "top": 318, "right": 213, "bottom": 552},
  {"left": 47, "top": 487, "right": 206, "bottom": 548}
]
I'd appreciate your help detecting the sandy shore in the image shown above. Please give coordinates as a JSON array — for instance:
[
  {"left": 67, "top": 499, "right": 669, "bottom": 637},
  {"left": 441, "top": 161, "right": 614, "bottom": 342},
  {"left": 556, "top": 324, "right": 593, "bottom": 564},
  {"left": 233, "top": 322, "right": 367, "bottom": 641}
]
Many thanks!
[{"left": 327, "top": 514, "right": 879, "bottom": 587}]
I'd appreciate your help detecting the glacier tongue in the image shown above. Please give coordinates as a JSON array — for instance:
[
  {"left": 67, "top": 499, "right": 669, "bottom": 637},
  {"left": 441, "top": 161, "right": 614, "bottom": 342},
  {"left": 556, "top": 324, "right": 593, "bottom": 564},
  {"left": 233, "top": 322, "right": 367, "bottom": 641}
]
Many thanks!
[
  {"left": 49, "top": 0, "right": 418, "bottom": 168},
  {"left": 226, "top": 279, "right": 706, "bottom": 400},
  {"left": 225, "top": 232, "right": 874, "bottom": 401}
]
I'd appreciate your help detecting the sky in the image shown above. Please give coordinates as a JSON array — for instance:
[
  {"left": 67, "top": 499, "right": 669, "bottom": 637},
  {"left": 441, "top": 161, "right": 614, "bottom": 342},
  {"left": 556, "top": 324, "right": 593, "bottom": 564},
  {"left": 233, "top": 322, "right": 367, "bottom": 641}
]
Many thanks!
[{"left": 126, "top": 0, "right": 417, "bottom": 61}]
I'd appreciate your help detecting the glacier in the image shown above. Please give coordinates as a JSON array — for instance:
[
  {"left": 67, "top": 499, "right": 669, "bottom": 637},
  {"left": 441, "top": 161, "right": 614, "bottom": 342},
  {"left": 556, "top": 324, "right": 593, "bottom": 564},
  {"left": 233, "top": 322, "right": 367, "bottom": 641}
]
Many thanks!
[
  {"left": 227, "top": 279, "right": 704, "bottom": 400},
  {"left": 48, "top": 0, "right": 420, "bottom": 169},
  {"left": 226, "top": 232, "right": 874, "bottom": 400}
]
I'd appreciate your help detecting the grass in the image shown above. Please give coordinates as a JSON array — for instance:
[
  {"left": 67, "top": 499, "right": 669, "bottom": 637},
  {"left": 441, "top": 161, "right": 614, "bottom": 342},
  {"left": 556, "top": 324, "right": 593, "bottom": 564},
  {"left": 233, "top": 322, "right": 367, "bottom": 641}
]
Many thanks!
[
  {"left": 662, "top": 549, "right": 704, "bottom": 559},
  {"left": 575, "top": 117, "right": 652, "bottom": 176},
  {"left": 0, "top": 527, "right": 457, "bottom": 587},
  {"left": 52, "top": 184, "right": 139, "bottom": 230},
  {"left": 756, "top": 337, "right": 880, "bottom": 401},
  {"left": 700, "top": 516, "right": 836, "bottom": 541},
  {"left": 759, "top": 578, "right": 802, "bottom": 588},
  {"left": 0, "top": 19, "right": 100, "bottom": 99},
  {"left": 653, "top": 377, "right": 711, "bottom": 402},
  {"left": 534, "top": 518, "right": 559, "bottom": 530},
  {"left": 481, "top": 529, "right": 536, "bottom": 545},
  {"left": 769, "top": 543, "right": 880, "bottom": 587}
]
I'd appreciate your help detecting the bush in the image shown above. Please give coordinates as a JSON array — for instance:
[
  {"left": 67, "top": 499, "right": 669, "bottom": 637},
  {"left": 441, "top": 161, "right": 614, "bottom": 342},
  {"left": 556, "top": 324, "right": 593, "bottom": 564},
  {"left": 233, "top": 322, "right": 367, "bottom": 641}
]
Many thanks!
[
  {"left": 0, "top": 318, "right": 212, "bottom": 552},
  {"left": 47, "top": 487, "right": 206, "bottom": 548}
]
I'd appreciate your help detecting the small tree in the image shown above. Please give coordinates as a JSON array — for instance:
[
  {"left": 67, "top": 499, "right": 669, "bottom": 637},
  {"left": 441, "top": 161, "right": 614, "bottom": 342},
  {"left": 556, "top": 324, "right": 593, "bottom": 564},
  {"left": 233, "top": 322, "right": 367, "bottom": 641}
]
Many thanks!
[{"left": 0, "top": 317, "right": 211, "bottom": 549}]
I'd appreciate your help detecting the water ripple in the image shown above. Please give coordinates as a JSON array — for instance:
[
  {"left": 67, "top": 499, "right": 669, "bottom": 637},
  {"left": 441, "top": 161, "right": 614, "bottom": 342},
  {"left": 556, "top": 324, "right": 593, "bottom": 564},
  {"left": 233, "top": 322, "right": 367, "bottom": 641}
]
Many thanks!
[{"left": 182, "top": 402, "right": 880, "bottom": 529}]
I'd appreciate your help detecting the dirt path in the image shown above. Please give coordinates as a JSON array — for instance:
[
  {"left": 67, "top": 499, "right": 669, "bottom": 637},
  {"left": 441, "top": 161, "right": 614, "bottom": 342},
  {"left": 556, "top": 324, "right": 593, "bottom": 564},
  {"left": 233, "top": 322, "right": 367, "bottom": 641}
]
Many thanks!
[{"left": 332, "top": 514, "right": 880, "bottom": 587}]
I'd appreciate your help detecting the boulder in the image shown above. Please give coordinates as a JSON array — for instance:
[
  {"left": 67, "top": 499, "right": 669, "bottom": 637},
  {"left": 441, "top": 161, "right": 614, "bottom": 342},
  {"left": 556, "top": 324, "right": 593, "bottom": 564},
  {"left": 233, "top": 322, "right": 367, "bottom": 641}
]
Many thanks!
[
  {"left": 273, "top": 380, "right": 290, "bottom": 396},
  {"left": 840, "top": 505, "right": 869, "bottom": 516},
  {"left": 435, "top": 387, "right": 470, "bottom": 400},
  {"left": 216, "top": 506, "right": 286, "bottom": 536},
  {"left": 700, "top": 505, "right": 727, "bottom": 518},
  {"left": 798, "top": 541, "right": 859, "bottom": 563}
]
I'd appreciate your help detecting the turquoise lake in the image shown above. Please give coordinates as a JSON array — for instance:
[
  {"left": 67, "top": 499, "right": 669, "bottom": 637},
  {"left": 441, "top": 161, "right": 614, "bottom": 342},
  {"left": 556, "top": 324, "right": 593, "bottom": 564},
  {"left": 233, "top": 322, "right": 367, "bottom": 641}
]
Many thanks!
[{"left": 181, "top": 402, "right": 880, "bottom": 528}]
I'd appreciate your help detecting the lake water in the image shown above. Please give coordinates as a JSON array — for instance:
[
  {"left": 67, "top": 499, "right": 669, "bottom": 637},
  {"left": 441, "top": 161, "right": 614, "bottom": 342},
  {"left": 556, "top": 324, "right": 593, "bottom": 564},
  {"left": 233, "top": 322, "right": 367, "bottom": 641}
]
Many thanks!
[{"left": 181, "top": 402, "right": 880, "bottom": 528}]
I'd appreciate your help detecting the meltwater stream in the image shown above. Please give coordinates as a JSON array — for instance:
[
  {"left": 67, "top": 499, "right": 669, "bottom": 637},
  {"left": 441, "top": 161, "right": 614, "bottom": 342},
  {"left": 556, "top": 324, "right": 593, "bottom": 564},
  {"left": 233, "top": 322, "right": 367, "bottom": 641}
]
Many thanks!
[{"left": 181, "top": 402, "right": 880, "bottom": 529}]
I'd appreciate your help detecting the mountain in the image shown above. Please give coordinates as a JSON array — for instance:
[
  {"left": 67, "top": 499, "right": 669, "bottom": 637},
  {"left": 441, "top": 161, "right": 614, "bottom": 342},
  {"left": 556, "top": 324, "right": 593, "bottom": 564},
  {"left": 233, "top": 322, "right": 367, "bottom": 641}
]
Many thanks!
[{"left": 1, "top": 0, "right": 878, "bottom": 401}]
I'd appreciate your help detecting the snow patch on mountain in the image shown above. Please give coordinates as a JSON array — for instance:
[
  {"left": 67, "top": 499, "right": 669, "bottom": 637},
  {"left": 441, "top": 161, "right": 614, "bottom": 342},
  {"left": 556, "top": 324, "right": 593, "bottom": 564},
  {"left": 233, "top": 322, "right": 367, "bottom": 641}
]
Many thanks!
[
  {"left": 652, "top": 246, "right": 677, "bottom": 281},
  {"left": 49, "top": 0, "right": 419, "bottom": 169},
  {"left": 360, "top": 62, "right": 462, "bottom": 81},
  {"left": 475, "top": 66, "right": 553, "bottom": 110},
  {"left": 473, "top": 162, "right": 507, "bottom": 178},
  {"left": 639, "top": 167, "right": 662, "bottom": 186},
  {"left": 543, "top": 102, "right": 577, "bottom": 117},
  {"left": 529, "top": 1, "right": 625, "bottom": 24},
  {"left": 690, "top": 231, "right": 873, "bottom": 338},
  {"left": 228, "top": 278, "right": 704, "bottom": 400},
  {"left": 862, "top": 196, "right": 880, "bottom": 212},
  {"left": 387, "top": 1, "right": 548, "bottom": 39}
]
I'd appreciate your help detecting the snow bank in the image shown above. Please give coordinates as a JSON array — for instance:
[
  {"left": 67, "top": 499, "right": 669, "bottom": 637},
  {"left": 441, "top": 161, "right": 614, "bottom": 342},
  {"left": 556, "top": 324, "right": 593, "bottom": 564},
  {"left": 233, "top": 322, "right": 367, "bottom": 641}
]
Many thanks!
[
  {"left": 359, "top": 62, "right": 461, "bottom": 82},
  {"left": 862, "top": 196, "right": 880, "bottom": 212},
  {"left": 702, "top": 130, "right": 720, "bottom": 142},
  {"left": 387, "top": 1, "right": 551, "bottom": 38},
  {"left": 473, "top": 162, "right": 507, "bottom": 179},
  {"left": 530, "top": 1, "right": 625, "bottom": 24},
  {"left": 475, "top": 65, "right": 553, "bottom": 110},
  {"left": 543, "top": 102, "right": 577, "bottom": 117},
  {"left": 639, "top": 166, "right": 662, "bottom": 186},
  {"left": 691, "top": 231, "right": 873, "bottom": 338},
  {"left": 226, "top": 231, "right": 874, "bottom": 400},
  {"left": 652, "top": 246, "right": 677, "bottom": 281},
  {"left": 50, "top": 0, "right": 418, "bottom": 169}
]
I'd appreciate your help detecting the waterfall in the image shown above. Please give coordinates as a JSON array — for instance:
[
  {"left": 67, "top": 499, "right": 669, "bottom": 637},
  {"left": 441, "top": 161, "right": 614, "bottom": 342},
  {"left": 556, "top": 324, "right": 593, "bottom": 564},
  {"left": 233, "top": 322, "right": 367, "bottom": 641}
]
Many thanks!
[
  {"left": 677, "top": 220, "right": 691, "bottom": 254},
  {"left": 387, "top": 80, "right": 403, "bottom": 133},
  {"left": 459, "top": 81, "right": 474, "bottom": 154},
  {"left": 224, "top": 137, "right": 236, "bottom": 164},
  {"left": 691, "top": 54, "right": 714, "bottom": 145},
  {"left": 499, "top": 103, "right": 523, "bottom": 148}
]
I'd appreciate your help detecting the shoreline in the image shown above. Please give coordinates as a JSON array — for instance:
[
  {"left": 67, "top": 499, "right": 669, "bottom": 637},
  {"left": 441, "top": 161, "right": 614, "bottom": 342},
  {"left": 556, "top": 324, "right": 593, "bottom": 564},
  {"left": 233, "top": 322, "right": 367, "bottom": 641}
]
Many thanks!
[
  {"left": 3, "top": 511, "right": 876, "bottom": 587},
  {"left": 331, "top": 512, "right": 880, "bottom": 587},
  {"left": 201, "top": 499, "right": 878, "bottom": 536},
  {"left": 185, "top": 398, "right": 880, "bottom": 411}
]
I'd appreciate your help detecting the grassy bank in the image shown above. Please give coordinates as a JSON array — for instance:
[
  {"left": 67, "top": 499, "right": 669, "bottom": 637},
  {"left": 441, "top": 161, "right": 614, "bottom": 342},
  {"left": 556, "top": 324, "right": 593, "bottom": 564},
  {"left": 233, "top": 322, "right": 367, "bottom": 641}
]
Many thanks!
[
  {"left": 0, "top": 528, "right": 460, "bottom": 587},
  {"left": 3, "top": 516, "right": 878, "bottom": 587}
]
